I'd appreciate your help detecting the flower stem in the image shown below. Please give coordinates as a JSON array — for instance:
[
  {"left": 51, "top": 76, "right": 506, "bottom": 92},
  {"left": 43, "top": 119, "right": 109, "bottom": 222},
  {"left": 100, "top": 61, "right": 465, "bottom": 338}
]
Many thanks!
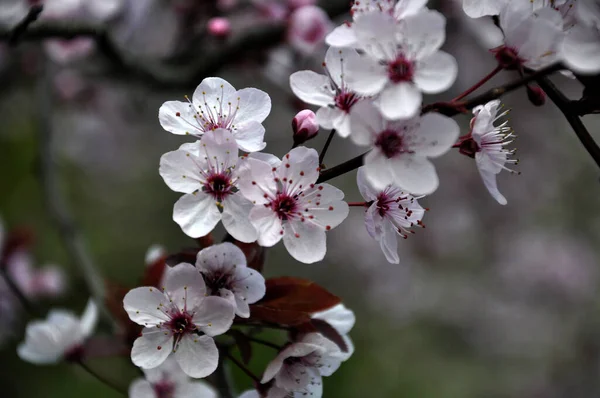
[
  {"left": 452, "top": 65, "right": 503, "bottom": 102},
  {"left": 316, "top": 153, "right": 365, "bottom": 184},
  {"left": 76, "top": 360, "right": 127, "bottom": 396},
  {"left": 348, "top": 202, "right": 368, "bottom": 207},
  {"left": 225, "top": 351, "right": 261, "bottom": 383},
  {"left": 246, "top": 335, "right": 283, "bottom": 350},
  {"left": 319, "top": 129, "right": 337, "bottom": 166}
]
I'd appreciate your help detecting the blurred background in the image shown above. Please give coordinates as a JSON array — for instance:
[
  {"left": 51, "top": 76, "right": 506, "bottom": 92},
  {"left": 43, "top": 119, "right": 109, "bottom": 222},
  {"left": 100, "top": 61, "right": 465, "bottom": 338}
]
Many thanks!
[{"left": 1, "top": 0, "right": 600, "bottom": 397}]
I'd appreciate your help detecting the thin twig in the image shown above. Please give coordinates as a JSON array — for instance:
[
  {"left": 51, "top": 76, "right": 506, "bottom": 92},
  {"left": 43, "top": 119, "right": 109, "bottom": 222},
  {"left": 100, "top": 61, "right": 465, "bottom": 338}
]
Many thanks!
[
  {"left": 225, "top": 351, "right": 261, "bottom": 384},
  {"left": 76, "top": 360, "right": 127, "bottom": 396},
  {"left": 35, "top": 61, "right": 114, "bottom": 326},
  {"left": 246, "top": 335, "right": 283, "bottom": 351},
  {"left": 316, "top": 153, "right": 364, "bottom": 184},
  {"left": 8, "top": 5, "right": 44, "bottom": 45},
  {"left": 452, "top": 65, "right": 503, "bottom": 102},
  {"left": 536, "top": 76, "right": 600, "bottom": 169},
  {"left": 319, "top": 129, "right": 336, "bottom": 166},
  {"left": 0, "top": 267, "right": 39, "bottom": 316}
]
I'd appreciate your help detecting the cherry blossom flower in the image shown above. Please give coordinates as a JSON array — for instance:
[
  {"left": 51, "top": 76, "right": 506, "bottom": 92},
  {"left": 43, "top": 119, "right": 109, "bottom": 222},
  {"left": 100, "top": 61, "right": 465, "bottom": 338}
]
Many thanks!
[
  {"left": 7, "top": 251, "right": 66, "bottom": 298},
  {"left": 345, "top": 9, "right": 457, "bottom": 119},
  {"left": 326, "top": 0, "right": 427, "bottom": 48},
  {"left": 17, "top": 299, "right": 98, "bottom": 364},
  {"left": 159, "top": 129, "right": 258, "bottom": 242},
  {"left": 237, "top": 147, "right": 349, "bottom": 264},
  {"left": 129, "top": 357, "right": 218, "bottom": 398},
  {"left": 195, "top": 242, "right": 265, "bottom": 318},
  {"left": 288, "top": 5, "right": 332, "bottom": 54},
  {"left": 123, "top": 263, "right": 235, "bottom": 378},
  {"left": 356, "top": 167, "right": 426, "bottom": 264},
  {"left": 459, "top": 100, "right": 516, "bottom": 205},
  {"left": 561, "top": 0, "right": 600, "bottom": 74},
  {"left": 159, "top": 77, "right": 271, "bottom": 152},
  {"left": 261, "top": 333, "right": 344, "bottom": 397},
  {"left": 462, "top": 0, "right": 509, "bottom": 18},
  {"left": 350, "top": 101, "right": 459, "bottom": 195},
  {"left": 290, "top": 47, "right": 365, "bottom": 138},
  {"left": 312, "top": 303, "right": 356, "bottom": 361}
]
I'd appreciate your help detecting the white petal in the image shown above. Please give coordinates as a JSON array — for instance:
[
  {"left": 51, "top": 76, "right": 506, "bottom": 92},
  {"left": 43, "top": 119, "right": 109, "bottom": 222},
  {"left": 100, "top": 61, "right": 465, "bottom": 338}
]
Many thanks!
[
  {"left": 238, "top": 391, "right": 260, "bottom": 398},
  {"left": 231, "top": 268, "right": 266, "bottom": 308},
  {"left": 325, "top": 46, "right": 362, "bottom": 88},
  {"left": 18, "top": 323, "right": 65, "bottom": 364},
  {"left": 378, "top": 82, "right": 422, "bottom": 120},
  {"left": 290, "top": 71, "right": 334, "bottom": 107},
  {"left": 305, "top": 200, "right": 349, "bottom": 231},
  {"left": 277, "top": 147, "right": 320, "bottom": 193},
  {"left": 394, "top": 0, "right": 428, "bottom": 19},
  {"left": 195, "top": 242, "right": 247, "bottom": 275},
  {"left": 178, "top": 380, "right": 219, "bottom": 398},
  {"left": 315, "top": 106, "right": 338, "bottom": 130},
  {"left": 325, "top": 24, "right": 357, "bottom": 48},
  {"left": 312, "top": 304, "right": 355, "bottom": 335},
  {"left": 128, "top": 379, "right": 155, "bottom": 398},
  {"left": 380, "top": 217, "right": 400, "bottom": 264},
  {"left": 250, "top": 206, "right": 284, "bottom": 247},
  {"left": 462, "top": 0, "right": 507, "bottom": 18},
  {"left": 174, "top": 335, "right": 219, "bottom": 378},
  {"left": 363, "top": 150, "right": 395, "bottom": 190},
  {"left": 79, "top": 299, "right": 98, "bottom": 337},
  {"left": 410, "top": 113, "right": 460, "bottom": 157},
  {"left": 352, "top": 12, "right": 398, "bottom": 60},
  {"left": 131, "top": 328, "right": 173, "bottom": 369},
  {"left": 283, "top": 221, "right": 327, "bottom": 264},
  {"left": 235, "top": 87, "right": 272, "bottom": 124},
  {"left": 173, "top": 193, "right": 221, "bottom": 238},
  {"left": 164, "top": 263, "right": 206, "bottom": 312},
  {"left": 345, "top": 55, "right": 388, "bottom": 96},
  {"left": 414, "top": 51, "right": 458, "bottom": 94},
  {"left": 247, "top": 152, "right": 282, "bottom": 168},
  {"left": 400, "top": 9, "right": 446, "bottom": 59},
  {"left": 158, "top": 101, "right": 201, "bottom": 136},
  {"left": 476, "top": 153, "right": 507, "bottom": 205},
  {"left": 262, "top": 342, "right": 318, "bottom": 383},
  {"left": 364, "top": 202, "right": 382, "bottom": 239},
  {"left": 236, "top": 157, "right": 278, "bottom": 205},
  {"left": 331, "top": 111, "right": 353, "bottom": 138},
  {"left": 233, "top": 121, "right": 267, "bottom": 153},
  {"left": 356, "top": 166, "right": 378, "bottom": 201},
  {"left": 199, "top": 128, "right": 239, "bottom": 170},
  {"left": 124, "top": 287, "right": 171, "bottom": 326},
  {"left": 348, "top": 100, "right": 384, "bottom": 147},
  {"left": 85, "top": 0, "right": 123, "bottom": 21},
  {"left": 390, "top": 155, "right": 439, "bottom": 195},
  {"left": 159, "top": 147, "right": 205, "bottom": 194},
  {"left": 221, "top": 194, "right": 259, "bottom": 243},
  {"left": 192, "top": 77, "right": 237, "bottom": 114},
  {"left": 193, "top": 296, "right": 235, "bottom": 336},
  {"left": 276, "top": 361, "right": 311, "bottom": 390},
  {"left": 562, "top": 26, "right": 600, "bottom": 74}
]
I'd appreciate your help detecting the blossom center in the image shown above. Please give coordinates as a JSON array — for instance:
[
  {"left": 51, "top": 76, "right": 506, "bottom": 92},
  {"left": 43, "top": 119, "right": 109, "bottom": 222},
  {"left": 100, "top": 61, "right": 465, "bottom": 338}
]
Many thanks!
[
  {"left": 375, "top": 129, "right": 406, "bottom": 158},
  {"left": 492, "top": 46, "right": 523, "bottom": 70},
  {"left": 457, "top": 137, "right": 479, "bottom": 158},
  {"left": 334, "top": 91, "right": 360, "bottom": 113},
  {"left": 203, "top": 173, "right": 233, "bottom": 202},
  {"left": 203, "top": 271, "right": 233, "bottom": 295},
  {"left": 271, "top": 194, "right": 299, "bottom": 221},
  {"left": 166, "top": 312, "right": 195, "bottom": 335},
  {"left": 387, "top": 56, "right": 414, "bottom": 83},
  {"left": 154, "top": 380, "right": 176, "bottom": 398},
  {"left": 375, "top": 193, "right": 394, "bottom": 217}
]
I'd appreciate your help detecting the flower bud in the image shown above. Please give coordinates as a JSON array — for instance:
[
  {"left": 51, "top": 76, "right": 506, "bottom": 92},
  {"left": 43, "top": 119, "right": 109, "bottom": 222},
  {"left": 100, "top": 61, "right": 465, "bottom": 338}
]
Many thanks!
[
  {"left": 526, "top": 84, "right": 546, "bottom": 107},
  {"left": 292, "top": 109, "right": 319, "bottom": 145},
  {"left": 207, "top": 17, "right": 231, "bottom": 38},
  {"left": 288, "top": 5, "right": 331, "bottom": 54}
]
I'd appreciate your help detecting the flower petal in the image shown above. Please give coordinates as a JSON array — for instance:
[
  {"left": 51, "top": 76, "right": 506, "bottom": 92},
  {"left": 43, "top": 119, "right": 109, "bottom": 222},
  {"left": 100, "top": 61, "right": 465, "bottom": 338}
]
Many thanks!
[
  {"left": 410, "top": 113, "right": 460, "bottom": 157},
  {"left": 237, "top": 157, "right": 278, "bottom": 205},
  {"left": 159, "top": 147, "right": 205, "bottom": 194},
  {"left": 173, "top": 192, "right": 221, "bottom": 238},
  {"left": 235, "top": 87, "right": 272, "bottom": 124},
  {"left": 390, "top": 155, "right": 439, "bottom": 195},
  {"left": 363, "top": 150, "right": 395, "bottom": 190},
  {"left": 249, "top": 206, "right": 284, "bottom": 247},
  {"left": 277, "top": 147, "right": 320, "bottom": 193},
  {"left": 283, "top": 221, "right": 327, "bottom": 264},
  {"left": 356, "top": 166, "right": 377, "bottom": 201},
  {"left": 196, "top": 242, "right": 247, "bottom": 274},
  {"left": 199, "top": 128, "right": 239, "bottom": 170},
  {"left": 158, "top": 101, "right": 201, "bottom": 136},
  {"left": 400, "top": 9, "right": 446, "bottom": 59},
  {"left": 192, "top": 77, "right": 237, "bottom": 114},
  {"left": 193, "top": 296, "right": 235, "bottom": 336},
  {"left": 414, "top": 51, "right": 458, "bottom": 94},
  {"left": 290, "top": 71, "right": 334, "bottom": 107},
  {"left": 476, "top": 153, "right": 507, "bottom": 205},
  {"left": 378, "top": 82, "right": 422, "bottom": 120},
  {"left": 221, "top": 194, "right": 259, "bottom": 243},
  {"left": 128, "top": 379, "right": 155, "bottom": 398},
  {"left": 325, "top": 23, "right": 357, "bottom": 48},
  {"left": 164, "top": 263, "right": 206, "bottom": 312},
  {"left": 178, "top": 381, "right": 219, "bottom": 398},
  {"left": 124, "top": 287, "right": 171, "bottom": 326},
  {"left": 79, "top": 299, "right": 99, "bottom": 337},
  {"left": 233, "top": 121, "right": 267, "bottom": 153},
  {"left": 380, "top": 217, "right": 400, "bottom": 264},
  {"left": 131, "top": 328, "right": 173, "bottom": 369},
  {"left": 175, "top": 334, "right": 219, "bottom": 378}
]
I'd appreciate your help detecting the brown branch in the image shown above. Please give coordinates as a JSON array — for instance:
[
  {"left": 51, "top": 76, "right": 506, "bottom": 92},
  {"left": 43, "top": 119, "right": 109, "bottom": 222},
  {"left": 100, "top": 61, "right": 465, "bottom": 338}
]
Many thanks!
[
  {"left": 536, "top": 76, "right": 600, "bottom": 169},
  {"left": 8, "top": 5, "right": 44, "bottom": 45}
]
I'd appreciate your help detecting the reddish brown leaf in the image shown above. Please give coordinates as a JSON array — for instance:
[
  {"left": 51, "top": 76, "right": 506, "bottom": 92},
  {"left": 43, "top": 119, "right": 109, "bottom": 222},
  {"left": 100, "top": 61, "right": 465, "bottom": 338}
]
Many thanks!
[
  {"left": 223, "top": 236, "right": 266, "bottom": 272},
  {"left": 227, "top": 330, "right": 253, "bottom": 364},
  {"left": 165, "top": 247, "right": 200, "bottom": 267},
  {"left": 248, "top": 277, "right": 341, "bottom": 326},
  {"left": 195, "top": 233, "right": 214, "bottom": 249},
  {"left": 141, "top": 255, "right": 167, "bottom": 287}
]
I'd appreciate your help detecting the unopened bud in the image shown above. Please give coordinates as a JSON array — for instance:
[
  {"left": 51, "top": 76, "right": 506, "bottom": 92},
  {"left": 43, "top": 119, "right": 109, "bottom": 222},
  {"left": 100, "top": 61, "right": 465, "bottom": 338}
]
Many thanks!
[
  {"left": 207, "top": 17, "right": 231, "bottom": 38},
  {"left": 526, "top": 84, "right": 546, "bottom": 107},
  {"left": 292, "top": 109, "right": 319, "bottom": 145},
  {"left": 288, "top": 5, "right": 332, "bottom": 54}
]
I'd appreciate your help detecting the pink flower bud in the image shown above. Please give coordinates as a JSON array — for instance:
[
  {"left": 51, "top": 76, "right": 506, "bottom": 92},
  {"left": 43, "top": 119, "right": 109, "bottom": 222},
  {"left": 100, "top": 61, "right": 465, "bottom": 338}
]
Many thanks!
[
  {"left": 526, "top": 84, "right": 546, "bottom": 107},
  {"left": 207, "top": 17, "right": 231, "bottom": 38},
  {"left": 292, "top": 109, "right": 319, "bottom": 145},
  {"left": 288, "top": 5, "right": 331, "bottom": 54}
]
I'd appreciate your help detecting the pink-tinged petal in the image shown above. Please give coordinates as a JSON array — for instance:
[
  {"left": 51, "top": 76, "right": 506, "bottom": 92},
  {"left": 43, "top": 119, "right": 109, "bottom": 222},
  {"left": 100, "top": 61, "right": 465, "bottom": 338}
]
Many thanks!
[
  {"left": 221, "top": 195, "right": 259, "bottom": 243},
  {"left": 235, "top": 87, "right": 272, "bottom": 124},
  {"left": 44, "top": 39, "right": 95, "bottom": 65},
  {"left": 233, "top": 121, "right": 267, "bottom": 153},
  {"left": 193, "top": 296, "right": 235, "bottom": 336},
  {"left": 195, "top": 242, "right": 247, "bottom": 274},
  {"left": 124, "top": 287, "right": 171, "bottom": 326},
  {"left": 237, "top": 157, "right": 278, "bottom": 205},
  {"left": 231, "top": 268, "right": 266, "bottom": 313},
  {"left": 246, "top": 152, "right": 282, "bottom": 168},
  {"left": 276, "top": 361, "right": 311, "bottom": 390},
  {"left": 250, "top": 206, "right": 284, "bottom": 247},
  {"left": 345, "top": 55, "right": 388, "bottom": 96},
  {"left": 364, "top": 202, "right": 382, "bottom": 240},
  {"left": 261, "top": 342, "right": 318, "bottom": 383},
  {"left": 476, "top": 153, "right": 507, "bottom": 205},
  {"left": 159, "top": 101, "right": 200, "bottom": 136},
  {"left": 379, "top": 217, "right": 400, "bottom": 264},
  {"left": 283, "top": 221, "right": 327, "bottom": 264},
  {"left": 363, "top": 150, "right": 395, "bottom": 190},
  {"left": 562, "top": 26, "right": 600, "bottom": 74},
  {"left": 131, "top": 328, "right": 173, "bottom": 369},
  {"left": 348, "top": 101, "right": 384, "bottom": 147},
  {"left": 400, "top": 10, "right": 446, "bottom": 59},
  {"left": 356, "top": 166, "right": 378, "bottom": 201},
  {"left": 192, "top": 77, "right": 237, "bottom": 113},
  {"left": 159, "top": 148, "right": 204, "bottom": 194},
  {"left": 331, "top": 111, "right": 352, "bottom": 138},
  {"left": 315, "top": 106, "right": 338, "bottom": 130},
  {"left": 128, "top": 379, "right": 155, "bottom": 398},
  {"left": 312, "top": 303, "right": 356, "bottom": 335},
  {"left": 174, "top": 334, "right": 219, "bottom": 378},
  {"left": 325, "top": 23, "right": 357, "bottom": 48},
  {"left": 378, "top": 82, "right": 422, "bottom": 120},
  {"left": 164, "top": 263, "right": 206, "bottom": 312},
  {"left": 199, "top": 128, "right": 239, "bottom": 169},
  {"left": 414, "top": 51, "right": 457, "bottom": 94},
  {"left": 306, "top": 200, "right": 349, "bottom": 231},
  {"left": 410, "top": 112, "right": 460, "bottom": 158},
  {"left": 390, "top": 155, "right": 439, "bottom": 195},
  {"left": 290, "top": 71, "right": 334, "bottom": 107},
  {"left": 277, "top": 147, "right": 320, "bottom": 192},
  {"left": 173, "top": 192, "right": 221, "bottom": 238},
  {"left": 178, "top": 381, "right": 219, "bottom": 398}
]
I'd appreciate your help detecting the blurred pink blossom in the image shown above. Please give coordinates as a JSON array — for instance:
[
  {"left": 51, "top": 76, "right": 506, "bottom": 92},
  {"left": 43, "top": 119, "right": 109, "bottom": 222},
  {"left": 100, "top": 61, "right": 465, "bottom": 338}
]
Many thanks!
[
  {"left": 288, "top": 5, "right": 332, "bottom": 54},
  {"left": 207, "top": 17, "right": 231, "bottom": 38}
]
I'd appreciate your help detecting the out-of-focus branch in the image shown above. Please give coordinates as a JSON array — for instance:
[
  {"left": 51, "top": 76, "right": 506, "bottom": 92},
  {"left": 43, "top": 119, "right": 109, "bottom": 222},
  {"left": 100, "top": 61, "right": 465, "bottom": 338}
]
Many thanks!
[
  {"left": 213, "top": 351, "right": 235, "bottom": 398},
  {"left": 35, "top": 61, "right": 114, "bottom": 326},
  {"left": 8, "top": 4, "right": 43, "bottom": 45},
  {"left": 536, "top": 76, "right": 600, "bottom": 169}
]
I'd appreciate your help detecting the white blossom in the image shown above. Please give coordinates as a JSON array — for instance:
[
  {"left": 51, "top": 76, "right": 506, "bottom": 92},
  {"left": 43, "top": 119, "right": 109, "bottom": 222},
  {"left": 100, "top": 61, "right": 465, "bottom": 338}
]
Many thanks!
[
  {"left": 237, "top": 147, "right": 349, "bottom": 264},
  {"left": 561, "top": 0, "right": 600, "bottom": 74},
  {"left": 311, "top": 303, "right": 356, "bottom": 361},
  {"left": 350, "top": 101, "right": 459, "bottom": 195},
  {"left": 356, "top": 167, "right": 426, "bottom": 264},
  {"left": 129, "top": 358, "right": 218, "bottom": 398},
  {"left": 159, "top": 77, "right": 271, "bottom": 152},
  {"left": 123, "top": 263, "right": 235, "bottom": 378},
  {"left": 290, "top": 47, "right": 365, "bottom": 138},
  {"left": 195, "top": 242, "right": 265, "bottom": 318},
  {"left": 462, "top": 0, "right": 509, "bottom": 18},
  {"left": 17, "top": 299, "right": 98, "bottom": 364},
  {"left": 159, "top": 129, "right": 258, "bottom": 242},
  {"left": 345, "top": 9, "right": 457, "bottom": 119}
]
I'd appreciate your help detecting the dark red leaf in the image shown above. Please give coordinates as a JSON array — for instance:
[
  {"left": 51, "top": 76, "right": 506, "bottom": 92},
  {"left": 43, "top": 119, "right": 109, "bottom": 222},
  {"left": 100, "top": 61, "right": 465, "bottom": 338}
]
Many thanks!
[
  {"left": 195, "top": 233, "right": 214, "bottom": 249},
  {"left": 165, "top": 247, "right": 200, "bottom": 267},
  {"left": 227, "top": 330, "right": 253, "bottom": 364},
  {"left": 141, "top": 255, "right": 167, "bottom": 287}
]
